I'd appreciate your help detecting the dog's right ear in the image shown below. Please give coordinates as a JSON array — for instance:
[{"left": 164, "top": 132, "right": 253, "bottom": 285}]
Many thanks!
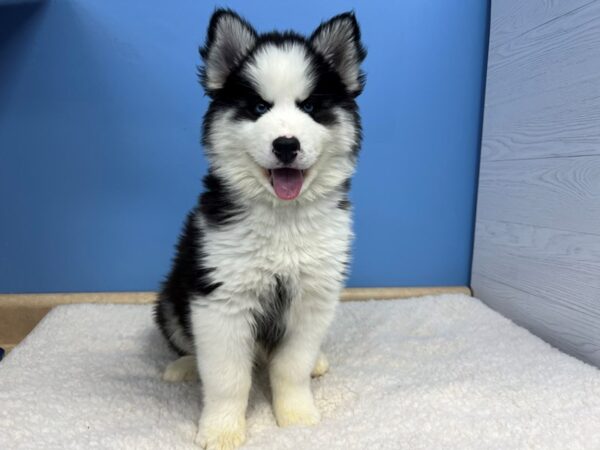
[{"left": 199, "top": 9, "right": 257, "bottom": 94}]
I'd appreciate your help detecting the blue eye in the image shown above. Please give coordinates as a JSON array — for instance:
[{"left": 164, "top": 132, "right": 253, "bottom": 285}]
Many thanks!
[
  {"left": 254, "top": 103, "right": 268, "bottom": 115},
  {"left": 302, "top": 102, "right": 314, "bottom": 113}
]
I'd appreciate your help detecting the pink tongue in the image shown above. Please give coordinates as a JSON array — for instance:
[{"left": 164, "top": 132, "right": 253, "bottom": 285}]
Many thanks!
[{"left": 271, "top": 168, "right": 304, "bottom": 200}]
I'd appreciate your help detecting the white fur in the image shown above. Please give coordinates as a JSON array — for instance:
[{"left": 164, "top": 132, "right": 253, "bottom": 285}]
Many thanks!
[
  {"left": 206, "top": 106, "right": 357, "bottom": 208},
  {"left": 192, "top": 306, "right": 254, "bottom": 449},
  {"left": 205, "top": 44, "right": 358, "bottom": 208},
  {"left": 164, "top": 350, "right": 328, "bottom": 383},
  {"left": 311, "top": 351, "right": 329, "bottom": 377},
  {"left": 190, "top": 197, "right": 350, "bottom": 448}
]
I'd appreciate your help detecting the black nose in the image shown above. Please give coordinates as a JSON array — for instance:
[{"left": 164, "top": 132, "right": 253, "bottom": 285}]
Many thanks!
[{"left": 272, "top": 136, "right": 300, "bottom": 164}]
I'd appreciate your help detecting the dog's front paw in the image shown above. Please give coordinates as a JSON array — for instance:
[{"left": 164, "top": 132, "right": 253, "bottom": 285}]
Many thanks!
[
  {"left": 195, "top": 418, "right": 246, "bottom": 450},
  {"left": 274, "top": 396, "right": 320, "bottom": 427}
]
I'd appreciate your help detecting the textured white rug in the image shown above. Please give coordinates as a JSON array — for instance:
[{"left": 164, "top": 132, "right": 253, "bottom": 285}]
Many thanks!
[{"left": 1, "top": 294, "right": 600, "bottom": 449}]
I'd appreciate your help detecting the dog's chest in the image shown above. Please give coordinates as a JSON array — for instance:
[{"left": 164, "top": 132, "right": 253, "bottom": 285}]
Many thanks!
[{"left": 203, "top": 202, "right": 351, "bottom": 302}]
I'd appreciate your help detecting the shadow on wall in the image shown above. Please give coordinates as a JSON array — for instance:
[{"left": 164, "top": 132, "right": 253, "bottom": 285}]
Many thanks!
[{"left": 0, "top": 1, "right": 46, "bottom": 116}]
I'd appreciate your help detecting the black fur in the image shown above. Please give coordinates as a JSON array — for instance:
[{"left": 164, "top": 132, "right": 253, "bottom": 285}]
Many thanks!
[
  {"left": 252, "top": 276, "right": 292, "bottom": 353},
  {"left": 309, "top": 12, "right": 367, "bottom": 96},
  {"left": 337, "top": 178, "right": 352, "bottom": 210},
  {"left": 154, "top": 208, "right": 214, "bottom": 354},
  {"left": 200, "top": 170, "right": 244, "bottom": 226},
  {"left": 221, "top": 71, "right": 275, "bottom": 122},
  {"left": 154, "top": 171, "right": 241, "bottom": 354},
  {"left": 298, "top": 57, "right": 354, "bottom": 126}
]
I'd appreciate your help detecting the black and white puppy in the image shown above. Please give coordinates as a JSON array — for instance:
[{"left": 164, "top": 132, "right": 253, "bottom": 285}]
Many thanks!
[{"left": 155, "top": 9, "right": 366, "bottom": 450}]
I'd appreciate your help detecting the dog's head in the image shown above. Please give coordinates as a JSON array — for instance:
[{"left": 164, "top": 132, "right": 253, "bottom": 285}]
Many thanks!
[{"left": 200, "top": 9, "right": 366, "bottom": 204}]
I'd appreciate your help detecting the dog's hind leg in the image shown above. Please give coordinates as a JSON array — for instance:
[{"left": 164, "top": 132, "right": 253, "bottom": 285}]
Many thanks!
[{"left": 162, "top": 355, "right": 199, "bottom": 382}]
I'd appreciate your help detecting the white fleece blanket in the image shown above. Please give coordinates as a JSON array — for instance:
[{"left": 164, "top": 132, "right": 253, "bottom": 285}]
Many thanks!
[{"left": 1, "top": 294, "right": 600, "bottom": 449}]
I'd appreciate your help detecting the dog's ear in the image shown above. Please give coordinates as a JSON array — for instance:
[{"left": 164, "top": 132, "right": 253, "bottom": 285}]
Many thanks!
[
  {"left": 310, "top": 12, "right": 366, "bottom": 96},
  {"left": 199, "top": 9, "right": 257, "bottom": 93}
]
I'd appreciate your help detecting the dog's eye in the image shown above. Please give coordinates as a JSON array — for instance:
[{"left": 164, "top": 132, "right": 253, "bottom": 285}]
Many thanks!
[
  {"left": 301, "top": 102, "right": 314, "bottom": 113},
  {"left": 254, "top": 103, "right": 268, "bottom": 115}
]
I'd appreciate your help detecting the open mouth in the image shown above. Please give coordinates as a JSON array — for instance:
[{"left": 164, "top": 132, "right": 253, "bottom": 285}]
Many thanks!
[{"left": 267, "top": 168, "right": 306, "bottom": 200}]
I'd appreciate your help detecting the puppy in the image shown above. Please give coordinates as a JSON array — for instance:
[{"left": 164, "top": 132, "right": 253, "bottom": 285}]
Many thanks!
[{"left": 154, "top": 9, "right": 366, "bottom": 449}]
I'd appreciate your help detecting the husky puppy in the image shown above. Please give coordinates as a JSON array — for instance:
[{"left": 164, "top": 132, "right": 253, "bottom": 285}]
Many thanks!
[{"left": 154, "top": 9, "right": 366, "bottom": 449}]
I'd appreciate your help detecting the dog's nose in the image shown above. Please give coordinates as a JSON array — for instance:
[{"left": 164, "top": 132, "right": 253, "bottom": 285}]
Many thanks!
[{"left": 272, "top": 136, "right": 300, "bottom": 164}]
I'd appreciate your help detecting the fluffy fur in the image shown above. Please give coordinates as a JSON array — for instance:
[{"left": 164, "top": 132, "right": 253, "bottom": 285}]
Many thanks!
[{"left": 154, "top": 9, "right": 366, "bottom": 450}]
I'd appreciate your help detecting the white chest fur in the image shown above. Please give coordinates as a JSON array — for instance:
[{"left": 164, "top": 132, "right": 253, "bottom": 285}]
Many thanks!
[{"left": 198, "top": 198, "right": 352, "bottom": 311}]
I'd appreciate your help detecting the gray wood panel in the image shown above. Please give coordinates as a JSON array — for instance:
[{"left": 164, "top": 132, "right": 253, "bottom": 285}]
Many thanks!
[
  {"left": 472, "top": 0, "right": 600, "bottom": 367},
  {"left": 482, "top": 76, "right": 600, "bottom": 161},
  {"left": 472, "top": 220, "right": 600, "bottom": 364},
  {"left": 484, "top": 0, "right": 600, "bottom": 160},
  {"left": 471, "top": 274, "right": 600, "bottom": 363},
  {"left": 477, "top": 156, "right": 600, "bottom": 234},
  {"left": 490, "top": 0, "right": 593, "bottom": 49}
]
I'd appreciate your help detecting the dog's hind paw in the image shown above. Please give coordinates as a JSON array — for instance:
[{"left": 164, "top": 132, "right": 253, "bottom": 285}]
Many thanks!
[
  {"left": 311, "top": 351, "right": 329, "bottom": 377},
  {"left": 162, "top": 355, "right": 199, "bottom": 382}
]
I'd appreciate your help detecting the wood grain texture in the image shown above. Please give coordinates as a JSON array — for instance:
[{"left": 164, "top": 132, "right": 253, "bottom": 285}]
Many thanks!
[
  {"left": 476, "top": 156, "right": 600, "bottom": 235},
  {"left": 471, "top": 274, "right": 600, "bottom": 364},
  {"left": 472, "top": 221, "right": 600, "bottom": 364},
  {"left": 490, "top": 0, "right": 593, "bottom": 49},
  {"left": 473, "top": 0, "right": 600, "bottom": 367},
  {"left": 482, "top": 76, "right": 600, "bottom": 161},
  {"left": 484, "top": 0, "right": 600, "bottom": 160}
]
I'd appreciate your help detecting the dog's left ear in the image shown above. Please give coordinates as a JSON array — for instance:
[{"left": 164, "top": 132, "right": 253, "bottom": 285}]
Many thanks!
[
  {"left": 310, "top": 12, "right": 367, "bottom": 96},
  {"left": 199, "top": 9, "right": 258, "bottom": 93}
]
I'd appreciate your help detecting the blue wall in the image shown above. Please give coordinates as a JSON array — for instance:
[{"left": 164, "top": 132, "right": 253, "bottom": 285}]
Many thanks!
[{"left": 0, "top": 0, "right": 489, "bottom": 293}]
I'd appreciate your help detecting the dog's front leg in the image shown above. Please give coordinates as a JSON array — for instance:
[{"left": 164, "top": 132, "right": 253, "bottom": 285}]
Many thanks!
[
  {"left": 192, "top": 305, "right": 254, "bottom": 450},
  {"left": 269, "top": 302, "right": 335, "bottom": 427}
]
